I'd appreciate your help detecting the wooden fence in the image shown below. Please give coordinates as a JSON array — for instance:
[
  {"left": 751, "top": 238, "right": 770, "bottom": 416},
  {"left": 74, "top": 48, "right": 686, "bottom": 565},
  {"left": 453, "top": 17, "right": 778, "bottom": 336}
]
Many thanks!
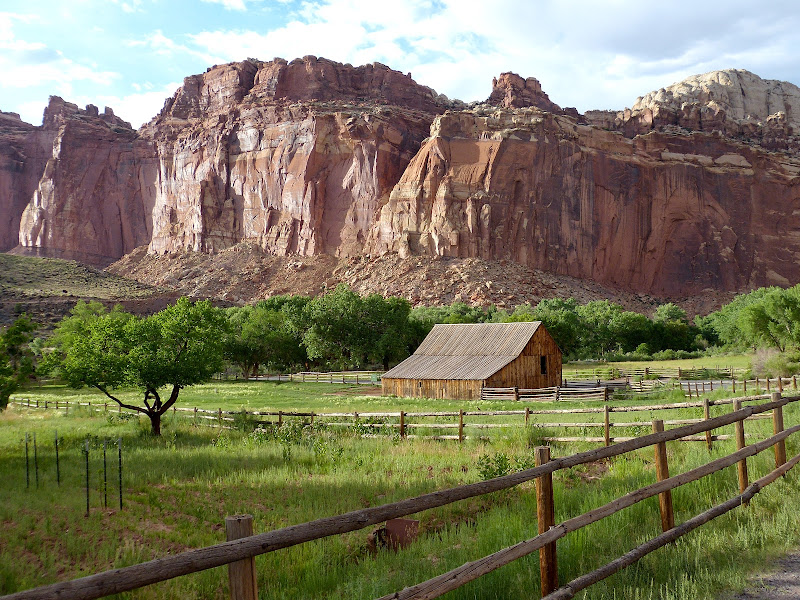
[
  {"left": 564, "top": 365, "right": 746, "bottom": 381},
  {"left": 286, "top": 371, "right": 383, "bottom": 384},
  {"left": 3, "top": 392, "right": 798, "bottom": 600},
  {"left": 10, "top": 394, "right": 776, "bottom": 446}
]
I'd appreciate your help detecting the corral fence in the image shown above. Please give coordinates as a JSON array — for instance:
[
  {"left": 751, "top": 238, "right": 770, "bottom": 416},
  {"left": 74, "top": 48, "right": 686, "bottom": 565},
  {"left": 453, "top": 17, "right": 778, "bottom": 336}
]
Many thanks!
[
  {"left": 9, "top": 394, "right": 779, "bottom": 446},
  {"left": 564, "top": 365, "right": 745, "bottom": 381},
  {"left": 3, "top": 392, "right": 798, "bottom": 600},
  {"left": 483, "top": 375, "right": 799, "bottom": 402}
]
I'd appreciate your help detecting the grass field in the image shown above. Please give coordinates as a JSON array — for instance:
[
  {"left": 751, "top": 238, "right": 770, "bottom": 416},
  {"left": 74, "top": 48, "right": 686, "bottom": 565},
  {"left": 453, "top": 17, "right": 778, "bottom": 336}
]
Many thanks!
[{"left": 2, "top": 379, "right": 800, "bottom": 599}]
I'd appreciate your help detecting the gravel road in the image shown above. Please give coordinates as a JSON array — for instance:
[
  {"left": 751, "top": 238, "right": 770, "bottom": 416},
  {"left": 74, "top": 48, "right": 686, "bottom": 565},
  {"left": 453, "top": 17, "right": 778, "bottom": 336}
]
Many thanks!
[{"left": 726, "top": 554, "right": 800, "bottom": 599}]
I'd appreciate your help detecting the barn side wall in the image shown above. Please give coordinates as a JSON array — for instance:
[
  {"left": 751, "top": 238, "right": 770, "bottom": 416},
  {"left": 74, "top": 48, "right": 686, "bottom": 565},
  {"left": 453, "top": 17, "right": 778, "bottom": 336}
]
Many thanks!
[
  {"left": 382, "top": 378, "right": 484, "bottom": 400},
  {"left": 485, "top": 328, "right": 562, "bottom": 388}
]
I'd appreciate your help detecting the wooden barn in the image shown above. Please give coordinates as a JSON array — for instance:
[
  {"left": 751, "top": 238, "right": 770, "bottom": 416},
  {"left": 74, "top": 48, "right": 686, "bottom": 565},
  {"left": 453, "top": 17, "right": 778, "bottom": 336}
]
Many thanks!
[{"left": 382, "top": 321, "right": 562, "bottom": 400}]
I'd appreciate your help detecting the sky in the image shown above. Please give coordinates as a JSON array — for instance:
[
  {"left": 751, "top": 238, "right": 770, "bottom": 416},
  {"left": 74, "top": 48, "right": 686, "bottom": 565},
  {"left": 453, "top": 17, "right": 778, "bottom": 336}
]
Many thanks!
[{"left": 2, "top": 0, "right": 800, "bottom": 129}]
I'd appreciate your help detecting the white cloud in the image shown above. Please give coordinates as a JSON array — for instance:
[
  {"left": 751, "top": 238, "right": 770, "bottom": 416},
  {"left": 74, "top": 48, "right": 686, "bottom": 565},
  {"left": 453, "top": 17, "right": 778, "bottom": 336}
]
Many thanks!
[
  {"left": 109, "top": 0, "right": 144, "bottom": 13},
  {"left": 4, "top": 0, "right": 800, "bottom": 127},
  {"left": 71, "top": 81, "right": 181, "bottom": 128},
  {"left": 201, "top": 0, "right": 249, "bottom": 10}
]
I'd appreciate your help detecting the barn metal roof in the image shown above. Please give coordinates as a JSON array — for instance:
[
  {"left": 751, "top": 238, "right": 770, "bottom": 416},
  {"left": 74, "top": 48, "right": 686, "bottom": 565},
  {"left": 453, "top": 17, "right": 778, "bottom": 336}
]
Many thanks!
[{"left": 383, "top": 322, "right": 542, "bottom": 381}]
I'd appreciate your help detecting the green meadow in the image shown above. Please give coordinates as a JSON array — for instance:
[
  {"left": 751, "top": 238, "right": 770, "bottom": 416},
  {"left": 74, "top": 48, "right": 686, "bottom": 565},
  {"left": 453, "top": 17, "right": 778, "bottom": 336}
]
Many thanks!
[{"left": 2, "top": 379, "right": 800, "bottom": 599}]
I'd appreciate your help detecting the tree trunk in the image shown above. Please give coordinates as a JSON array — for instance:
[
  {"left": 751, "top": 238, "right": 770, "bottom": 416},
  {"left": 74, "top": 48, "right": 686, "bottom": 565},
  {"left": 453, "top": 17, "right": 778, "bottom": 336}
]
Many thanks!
[{"left": 149, "top": 412, "right": 162, "bottom": 436}]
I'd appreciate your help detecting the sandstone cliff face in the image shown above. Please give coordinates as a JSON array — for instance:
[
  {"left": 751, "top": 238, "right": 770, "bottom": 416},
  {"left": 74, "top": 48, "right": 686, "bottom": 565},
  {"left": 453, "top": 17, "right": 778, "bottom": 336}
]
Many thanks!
[
  {"left": 5, "top": 60, "right": 800, "bottom": 302},
  {"left": 7, "top": 57, "right": 449, "bottom": 264},
  {"left": 585, "top": 69, "right": 800, "bottom": 152},
  {"left": 143, "top": 56, "right": 448, "bottom": 258},
  {"left": 16, "top": 97, "right": 157, "bottom": 265},
  {"left": 367, "top": 105, "right": 800, "bottom": 296},
  {"left": 0, "top": 111, "right": 52, "bottom": 251}
]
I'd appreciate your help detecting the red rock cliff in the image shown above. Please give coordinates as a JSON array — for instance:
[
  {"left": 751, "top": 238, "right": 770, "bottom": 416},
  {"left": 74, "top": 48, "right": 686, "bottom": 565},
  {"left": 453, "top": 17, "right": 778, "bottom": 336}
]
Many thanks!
[
  {"left": 366, "top": 105, "right": 800, "bottom": 296},
  {"left": 141, "top": 56, "right": 449, "bottom": 257},
  {"left": 4, "top": 61, "right": 800, "bottom": 300}
]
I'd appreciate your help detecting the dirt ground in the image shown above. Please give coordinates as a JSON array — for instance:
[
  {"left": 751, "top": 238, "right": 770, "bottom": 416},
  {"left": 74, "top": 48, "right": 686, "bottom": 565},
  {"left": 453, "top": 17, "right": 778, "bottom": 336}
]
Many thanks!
[{"left": 726, "top": 553, "right": 800, "bottom": 599}]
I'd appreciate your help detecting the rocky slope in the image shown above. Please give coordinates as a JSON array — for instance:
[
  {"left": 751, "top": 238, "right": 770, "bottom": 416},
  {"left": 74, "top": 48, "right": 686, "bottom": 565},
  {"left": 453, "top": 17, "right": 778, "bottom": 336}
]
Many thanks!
[
  {"left": 110, "top": 242, "right": 717, "bottom": 315},
  {"left": 3, "top": 62, "right": 800, "bottom": 307}
]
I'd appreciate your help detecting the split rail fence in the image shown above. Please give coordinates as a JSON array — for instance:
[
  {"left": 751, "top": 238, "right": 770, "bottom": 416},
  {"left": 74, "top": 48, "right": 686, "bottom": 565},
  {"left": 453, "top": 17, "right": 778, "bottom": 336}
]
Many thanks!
[
  {"left": 10, "top": 394, "right": 779, "bottom": 446},
  {"left": 3, "top": 392, "right": 798, "bottom": 600}
]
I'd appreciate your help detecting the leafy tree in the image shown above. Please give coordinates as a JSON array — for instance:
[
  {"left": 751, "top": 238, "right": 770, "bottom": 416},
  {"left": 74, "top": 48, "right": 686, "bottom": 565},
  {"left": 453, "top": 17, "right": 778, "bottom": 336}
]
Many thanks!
[
  {"left": 55, "top": 298, "right": 228, "bottom": 435},
  {"left": 224, "top": 304, "right": 307, "bottom": 377},
  {"left": 0, "top": 316, "right": 37, "bottom": 410},
  {"left": 362, "top": 294, "right": 412, "bottom": 370},
  {"left": 653, "top": 303, "right": 688, "bottom": 324},
  {"left": 738, "top": 287, "right": 800, "bottom": 352},
  {"left": 576, "top": 300, "right": 625, "bottom": 357},
  {"left": 703, "top": 287, "right": 772, "bottom": 348}
]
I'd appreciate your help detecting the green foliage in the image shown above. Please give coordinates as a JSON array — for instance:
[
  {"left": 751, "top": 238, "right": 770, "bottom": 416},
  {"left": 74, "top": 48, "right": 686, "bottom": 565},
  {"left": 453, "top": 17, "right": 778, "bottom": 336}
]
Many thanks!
[
  {"left": 224, "top": 303, "right": 306, "bottom": 378},
  {"left": 0, "top": 315, "right": 37, "bottom": 410},
  {"left": 50, "top": 298, "right": 228, "bottom": 435},
  {"left": 477, "top": 452, "right": 513, "bottom": 480},
  {"left": 301, "top": 285, "right": 413, "bottom": 370}
]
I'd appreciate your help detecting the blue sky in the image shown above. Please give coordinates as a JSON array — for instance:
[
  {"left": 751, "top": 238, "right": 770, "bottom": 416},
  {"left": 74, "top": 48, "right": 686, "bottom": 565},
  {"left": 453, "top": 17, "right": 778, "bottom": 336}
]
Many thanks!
[{"left": 2, "top": 0, "right": 800, "bottom": 128}]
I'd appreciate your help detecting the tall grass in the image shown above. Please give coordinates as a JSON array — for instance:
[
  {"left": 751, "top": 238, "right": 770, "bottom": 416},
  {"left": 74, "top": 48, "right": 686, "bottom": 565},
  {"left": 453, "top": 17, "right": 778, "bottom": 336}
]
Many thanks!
[{"left": 1, "top": 389, "right": 799, "bottom": 599}]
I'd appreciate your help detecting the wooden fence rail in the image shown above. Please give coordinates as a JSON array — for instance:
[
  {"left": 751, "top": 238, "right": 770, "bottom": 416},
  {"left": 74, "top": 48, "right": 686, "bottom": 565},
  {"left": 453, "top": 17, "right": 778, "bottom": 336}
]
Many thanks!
[
  {"left": 3, "top": 393, "right": 797, "bottom": 600},
  {"left": 564, "top": 365, "right": 747, "bottom": 381},
  {"left": 10, "top": 394, "right": 776, "bottom": 446}
]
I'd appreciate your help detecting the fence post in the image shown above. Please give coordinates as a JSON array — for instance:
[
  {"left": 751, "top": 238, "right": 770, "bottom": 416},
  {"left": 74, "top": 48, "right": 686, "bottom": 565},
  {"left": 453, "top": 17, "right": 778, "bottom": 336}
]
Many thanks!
[
  {"left": 603, "top": 387, "right": 609, "bottom": 403},
  {"left": 652, "top": 420, "right": 675, "bottom": 532},
  {"left": 399, "top": 411, "right": 406, "bottom": 439},
  {"left": 767, "top": 378, "right": 771, "bottom": 392},
  {"left": 743, "top": 379, "right": 747, "bottom": 393},
  {"left": 535, "top": 446, "right": 557, "bottom": 595},
  {"left": 525, "top": 407, "right": 530, "bottom": 426},
  {"left": 514, "top": 386, "right": 519, "bottom": 402},
  {"left": 458, "top": 410, "right": 464, "bottom": 443},
  {"left": 703, "top": 399, "right": 713, "bottom": 451},
  {"left": 794, "top": 375, "right": 797, "bottom": 390},
  {"left": 732, "top": 378, "right": 736, "bottom": 394},
  {"left": 278, "top": 411, "right": 283, "bottom": 427},
  {"left": 733, "top": 399, "right": 749, "bottom": 504},
  {"left": 772, "top": 392, "right": 786, "bottom": 469},
  {"left": 603, "top": 405, "right": 610, "bottom": 447},
  {"left": 218, "top": 408, "right": 223, "bottom": 427},
  {"left": 779, "top": 377, "right": 784, "bottom": 393},
  {"left": 225, "top": 515, "right": 258, "bottom": 600}
]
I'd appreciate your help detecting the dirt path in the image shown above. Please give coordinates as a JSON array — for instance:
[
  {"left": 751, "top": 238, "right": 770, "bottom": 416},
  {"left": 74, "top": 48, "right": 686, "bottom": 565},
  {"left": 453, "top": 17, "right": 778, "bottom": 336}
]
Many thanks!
[{"left": 726, "top": 553, "right": 800, "bottom": 599}]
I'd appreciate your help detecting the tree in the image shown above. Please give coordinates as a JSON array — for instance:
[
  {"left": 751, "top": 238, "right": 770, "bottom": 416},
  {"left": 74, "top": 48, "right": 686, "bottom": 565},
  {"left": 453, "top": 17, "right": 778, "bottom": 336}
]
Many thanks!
[
  {"left": 56, "top": 298, "right": 228, "bottom": 435},
  {"left": 224, "top": 304, "right": 307, "bottom": 377},
  {"left": 0, "top": 316, "right": 37, "bottom": 410},
  {"left": 738, "top": 287, "right": 800, "bottom": 352},
  {"left": 362, "top": 294, "right": 413, "bottom": 370},
  {"left": 302, "top": 285, "right": 369, "bottom": 369}
]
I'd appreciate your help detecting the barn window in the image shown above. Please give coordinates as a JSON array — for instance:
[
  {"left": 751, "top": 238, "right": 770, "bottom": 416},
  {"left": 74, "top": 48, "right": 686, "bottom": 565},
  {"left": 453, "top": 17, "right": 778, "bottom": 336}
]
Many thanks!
[{"left": 540, "top": 356, "right": 548, "bottom": 375}]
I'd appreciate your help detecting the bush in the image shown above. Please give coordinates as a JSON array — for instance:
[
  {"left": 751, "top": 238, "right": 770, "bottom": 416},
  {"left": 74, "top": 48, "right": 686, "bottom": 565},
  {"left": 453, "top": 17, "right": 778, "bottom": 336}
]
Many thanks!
[{"left": 763, "top": 351, "right": 800, "bottom": 378}]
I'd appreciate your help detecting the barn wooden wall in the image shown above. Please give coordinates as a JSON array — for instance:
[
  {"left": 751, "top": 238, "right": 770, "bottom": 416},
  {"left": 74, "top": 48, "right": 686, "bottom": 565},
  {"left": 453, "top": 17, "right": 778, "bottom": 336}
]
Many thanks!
[
  {"left": 486, "top": 328, "right": 562, "bottom": 389},
  {"left": 381, "top": 378, "right": 484, "bottom": 400}
]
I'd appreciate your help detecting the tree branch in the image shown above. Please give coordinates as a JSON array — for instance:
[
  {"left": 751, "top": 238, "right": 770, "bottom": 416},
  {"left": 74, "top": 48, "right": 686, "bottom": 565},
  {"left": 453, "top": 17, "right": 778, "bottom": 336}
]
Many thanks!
[
  {"left": 159, "top": 384, "right": 182, "bottom": 415},
  {"left": 94, "top": 385, "right": 149, "bottom": 415}
]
